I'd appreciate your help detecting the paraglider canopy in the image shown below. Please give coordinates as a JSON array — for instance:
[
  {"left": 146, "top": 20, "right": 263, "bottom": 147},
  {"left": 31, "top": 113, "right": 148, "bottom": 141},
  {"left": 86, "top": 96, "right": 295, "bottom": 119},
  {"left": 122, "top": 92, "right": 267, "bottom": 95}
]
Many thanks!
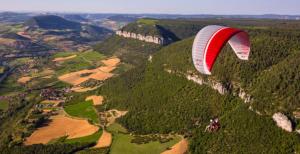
[{"left": 192, "top": 25, "right": 250, "bottom": 75}]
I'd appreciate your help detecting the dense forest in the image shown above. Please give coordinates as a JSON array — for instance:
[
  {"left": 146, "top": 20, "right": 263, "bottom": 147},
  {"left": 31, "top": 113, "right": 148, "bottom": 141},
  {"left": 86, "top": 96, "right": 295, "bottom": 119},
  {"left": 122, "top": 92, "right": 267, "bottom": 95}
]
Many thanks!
[{"left": 0, "top": 143, "right": 95, "bottom": 154}]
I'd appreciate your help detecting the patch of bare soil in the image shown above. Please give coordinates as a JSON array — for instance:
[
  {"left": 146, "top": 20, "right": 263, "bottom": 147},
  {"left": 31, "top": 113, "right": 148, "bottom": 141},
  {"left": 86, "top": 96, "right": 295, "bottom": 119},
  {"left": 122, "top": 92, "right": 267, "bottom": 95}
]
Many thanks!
[
  {"left": 161, "top": 138, "right": 188, "bottom": 154},
  {"left": 0, "top": 38, "right": 16, "bottom": 45},
  {"left": 99, "top": 66, "right": 116, "bottom": 73},
  {"left": 24, "top": 115, "right": 99, "bottom": 145},
  {"left": 85, "top": 95, "right": 104, "bottom": 105},
  {"left": 52, "top": 55, "right": 77, "bottom": 62},
  {"left": 101, "top": 57, "right": 120, "bottom": 67},
  {"left": 42, "top": 109, "right": 52, "bottom": 114},
  {"left": 17, "top": 76, "right": 32, "bottom": 84},
  {"left": 100, "top": 109, "right": 128, "bottom": 127},
  {"left": 94, "top": 130, "right": 112, "bottom": 148}
]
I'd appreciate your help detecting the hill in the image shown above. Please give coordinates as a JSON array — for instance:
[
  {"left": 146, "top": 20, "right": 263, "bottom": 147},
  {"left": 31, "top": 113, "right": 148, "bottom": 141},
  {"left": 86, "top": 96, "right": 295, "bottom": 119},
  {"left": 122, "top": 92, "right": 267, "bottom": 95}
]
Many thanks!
[
  {"left": 93, "top": 18, "right": 207, "bottom": 66},
  {"left": 61, "top": 14, "right": 89, "bottom": 23},
  {"left": 22, "top": 15, "right": 113, "bottom": 51},
  {"left": 0, "top": 31, "right": 52, "bottom": 57},
  {"left": 0, "top": 15, "right": 113, "bottom": 54},
  {"left": 117, "top": 19, "right": 179, "bottom": 45},
  {"left": 95, "top": 18, "right": 300, "bottom": 66},
  {"left": 24, "top": 15, "right": 113, "bottom": 41},
  {"left": 94, "top": 19, "right": 300, "bottom": 153},
  {"left": 24, "top": 15, "right": 82, "bottom": 30}
]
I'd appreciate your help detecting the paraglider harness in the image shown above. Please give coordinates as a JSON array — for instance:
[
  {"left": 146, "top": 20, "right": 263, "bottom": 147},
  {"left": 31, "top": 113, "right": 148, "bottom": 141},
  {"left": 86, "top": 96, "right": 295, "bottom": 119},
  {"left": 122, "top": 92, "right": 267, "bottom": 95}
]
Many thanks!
[{"left": 205, "top": 118, "right": 220, "bottom": 132}]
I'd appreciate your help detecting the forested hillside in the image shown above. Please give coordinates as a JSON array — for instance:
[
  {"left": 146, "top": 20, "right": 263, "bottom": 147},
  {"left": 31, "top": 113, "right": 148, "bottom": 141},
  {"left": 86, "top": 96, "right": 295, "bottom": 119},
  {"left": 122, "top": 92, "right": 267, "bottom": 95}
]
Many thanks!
[
  {"left": 156, "top": 28, "right": 300, "bottom": 114},
  {"left": 95, "top": 19, "right": 300, "bottom": 153}
]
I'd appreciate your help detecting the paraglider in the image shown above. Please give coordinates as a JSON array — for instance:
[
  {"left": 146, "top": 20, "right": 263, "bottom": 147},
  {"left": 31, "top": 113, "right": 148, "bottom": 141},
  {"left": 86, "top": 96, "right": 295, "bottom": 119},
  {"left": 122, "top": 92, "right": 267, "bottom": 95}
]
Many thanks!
[
  {"left": 192, "top": 25, "right": 250, "bottom": 75},
  {"left": 204, "top": 118, "right": 220, "bottom": 132}
]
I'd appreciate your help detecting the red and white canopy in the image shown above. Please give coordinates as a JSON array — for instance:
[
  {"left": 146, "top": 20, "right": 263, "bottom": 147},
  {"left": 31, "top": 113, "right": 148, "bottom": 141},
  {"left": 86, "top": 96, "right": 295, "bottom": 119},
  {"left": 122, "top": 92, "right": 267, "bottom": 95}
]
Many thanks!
[{"left": 192, "top": 25, "right": 250, "bottom": 75}]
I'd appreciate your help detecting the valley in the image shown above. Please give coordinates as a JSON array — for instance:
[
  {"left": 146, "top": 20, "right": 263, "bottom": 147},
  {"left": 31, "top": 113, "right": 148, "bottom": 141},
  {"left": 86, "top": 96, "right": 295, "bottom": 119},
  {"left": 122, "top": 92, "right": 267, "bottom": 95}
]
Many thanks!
[{"left": 0, "top": 13, "right": 300, "bottom": 154}]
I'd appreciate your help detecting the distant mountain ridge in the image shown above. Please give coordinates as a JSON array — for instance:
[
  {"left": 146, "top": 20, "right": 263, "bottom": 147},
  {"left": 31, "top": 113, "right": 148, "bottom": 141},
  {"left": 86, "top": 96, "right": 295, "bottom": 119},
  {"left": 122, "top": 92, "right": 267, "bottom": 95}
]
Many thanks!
[
  {"left": 0, "top": 15, "right": 113, "bottom": 53},
  {"left": 60, "top": 14, "right": 89, "bottom": 23},
  {"left": 24, "top": 15, "right": 82, "bottom": 30},
  {"left": 1, "top": 12, "right": 300, "bottom": 22}
]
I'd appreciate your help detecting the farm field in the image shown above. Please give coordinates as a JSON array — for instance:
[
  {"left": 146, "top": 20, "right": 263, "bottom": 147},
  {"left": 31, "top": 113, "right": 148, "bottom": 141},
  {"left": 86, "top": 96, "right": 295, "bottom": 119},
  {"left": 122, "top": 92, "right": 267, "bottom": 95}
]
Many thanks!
[
  {"left": 94, "top": 130, "right": 112, "bottom": 148},
  {"left": 162, "top": 139, "right": 188, "bottom": 154},
  {"left": 24, "top": 115, "right": 99, "bottom": 145},
  {"left": 64, "top": 101, "right": 99, "bottom": 124},
  {"left": 52, "top": 50, "right": 106, "bottom": 75},
  {"left": 65, "top": 130, "right": 103, "bottom": 144},
  {"left": 107, "top": 123, "right": 128, "bottom": 133},
  {"left": 106, "top": 123, "right": 182, "bottom": 154},
  {"left": 110, "top": 134, "right": 181, "bottom": 154},
  {"left": 85, "top": 95, "right": 104, "bottom": 105}
]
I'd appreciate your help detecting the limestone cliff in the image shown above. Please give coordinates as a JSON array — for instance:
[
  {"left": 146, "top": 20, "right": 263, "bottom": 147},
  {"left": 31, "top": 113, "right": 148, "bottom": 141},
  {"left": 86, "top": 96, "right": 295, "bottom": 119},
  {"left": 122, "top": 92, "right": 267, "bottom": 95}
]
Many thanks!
[
  {"left": 116, "top": 30, "right": 169, "bottom": 45},
  {"left": 165, "top": 69, "right": 252, "bottom": 104}
]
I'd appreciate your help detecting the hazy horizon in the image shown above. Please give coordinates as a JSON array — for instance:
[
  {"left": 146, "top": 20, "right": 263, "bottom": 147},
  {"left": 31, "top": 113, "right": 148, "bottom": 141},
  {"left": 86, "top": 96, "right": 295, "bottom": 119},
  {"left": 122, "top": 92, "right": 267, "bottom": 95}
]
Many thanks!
[
  {"left": 1, "top": 10, "right": 300, "bottom": 16},
  {"left": 0, "top": 0, "right": 300, "bottom": 15}
]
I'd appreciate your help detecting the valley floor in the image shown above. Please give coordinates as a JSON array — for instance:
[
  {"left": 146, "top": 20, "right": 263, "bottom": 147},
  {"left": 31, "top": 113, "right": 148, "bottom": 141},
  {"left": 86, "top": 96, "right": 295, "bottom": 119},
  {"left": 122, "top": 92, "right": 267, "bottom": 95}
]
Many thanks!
[{"left": 0, "top": 50, "right": 185, "bottom": 154}]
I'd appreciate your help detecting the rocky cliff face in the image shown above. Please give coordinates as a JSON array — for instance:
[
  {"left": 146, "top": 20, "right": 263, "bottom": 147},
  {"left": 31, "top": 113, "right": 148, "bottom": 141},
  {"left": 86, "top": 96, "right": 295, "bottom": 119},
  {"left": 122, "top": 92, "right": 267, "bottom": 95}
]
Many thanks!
[
  {"left": 116, "top": 30, "right": 167, "bottom": 45},
  {"left": 185, "top": 73, "right": 252, "bottom": 103},
  {"left": 166, "top": 69, "right": 299, "bottom": 133},
  {"left": 186, "top": 74, "right": 228, "bottom": 95},
  {"left": 165, "top": 68, "right": 254, "bottom": 105},
  {"left": 185, "top": 72, "right": 300, "bottom": 133},
  {"left": 272, "top": 112, "right": 293, "bottom": 132}
]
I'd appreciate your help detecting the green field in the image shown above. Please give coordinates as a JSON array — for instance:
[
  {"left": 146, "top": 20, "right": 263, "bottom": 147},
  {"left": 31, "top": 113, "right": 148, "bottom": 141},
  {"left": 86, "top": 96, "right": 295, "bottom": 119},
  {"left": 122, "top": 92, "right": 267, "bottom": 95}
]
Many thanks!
[
  {"left": 110, "top": 134, "right": 181, "bottom": 154},
  {"left": 65, "top": 130, "right": 102, "bottom": 144},
  {"left": 137, "top": 18, "right": 158, "bottom": 25},
  {"left": 107, "top": 123, "right": 180, "bottom": 154},
  {"left": 53, "top": 50, "right": 106, "bottom": 75},
  {"left": 0, "top": 100, "right": 9, "bottom": 111},
  {"left": 64, "top": 101, "right": 99, "bottom": 124},
  {"left": 53, "top": 51, "right": 77, "bottom": 58},
  {"left": 107, "top": 123, "right": 128, "bottom": 133},
  {"left": 76, "top": 148, "right": 110, "bottom": 154}
]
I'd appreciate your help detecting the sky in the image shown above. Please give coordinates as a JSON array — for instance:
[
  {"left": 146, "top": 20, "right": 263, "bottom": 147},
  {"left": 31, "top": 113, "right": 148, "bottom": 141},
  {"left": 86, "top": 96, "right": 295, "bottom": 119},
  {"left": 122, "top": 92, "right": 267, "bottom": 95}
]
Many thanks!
[{"left": 0, "top": 0, "right": 300, "bottom": 15}]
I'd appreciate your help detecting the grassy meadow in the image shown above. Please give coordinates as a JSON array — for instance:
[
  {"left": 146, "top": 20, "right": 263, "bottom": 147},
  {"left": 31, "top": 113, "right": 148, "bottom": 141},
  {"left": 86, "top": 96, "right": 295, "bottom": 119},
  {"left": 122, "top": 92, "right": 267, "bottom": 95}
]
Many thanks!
[
  {"left": 110, "top": 134, "right": 180, "bottom": 154},
  {"left": 64, "top": 100, "right": 99, "bottom": 124}
]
